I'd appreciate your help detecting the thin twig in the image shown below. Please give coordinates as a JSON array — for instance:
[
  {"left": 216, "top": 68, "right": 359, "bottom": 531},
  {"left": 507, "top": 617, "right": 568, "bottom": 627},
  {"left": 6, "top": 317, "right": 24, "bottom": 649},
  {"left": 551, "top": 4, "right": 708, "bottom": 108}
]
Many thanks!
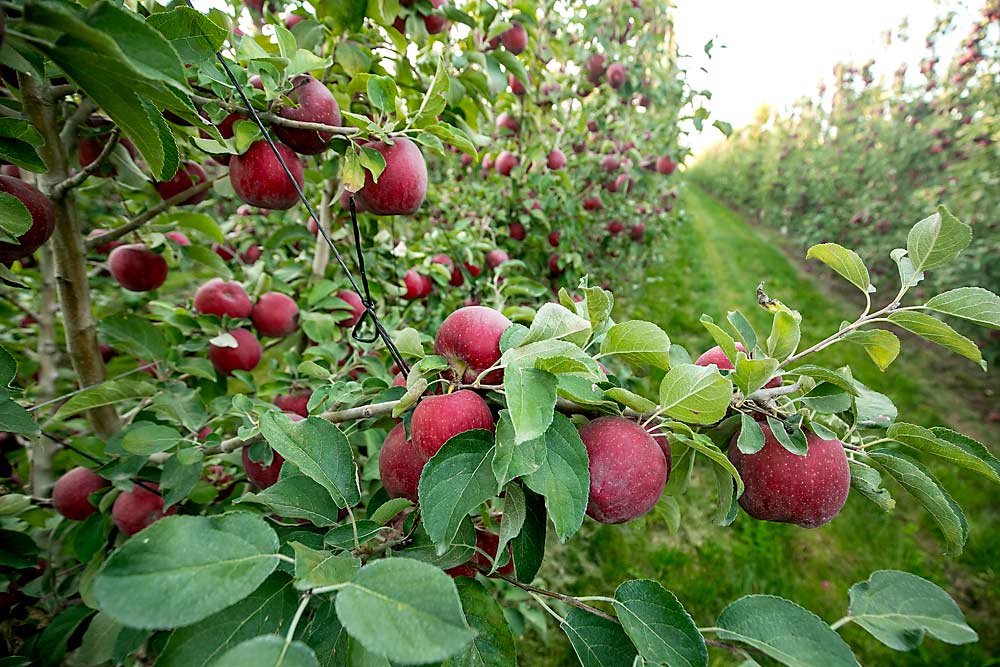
[
  {"left": 191, "top": 94, "right": 359, "bottom": 136},
  {"left": 52, "top": 128, "right": 120, "bottom": 198},
  {"left": 59, "top": 99, "right": 97, "bottom": 150},
  {"left": 492, "top": 573, "right": 620, "bottom": 624}
]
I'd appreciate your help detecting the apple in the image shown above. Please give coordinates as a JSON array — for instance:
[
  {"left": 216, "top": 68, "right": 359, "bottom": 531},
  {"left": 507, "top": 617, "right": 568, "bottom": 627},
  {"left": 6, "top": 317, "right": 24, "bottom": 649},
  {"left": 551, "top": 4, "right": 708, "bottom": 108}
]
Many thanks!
[
  {"left": 495, "top": 151, "right": 518, "bottom": 176},
  {"left": 356, "top": 137, "right": 427, "bottom": 216},
  {"left": 607, "top": 221, "right": 625, "bottom": 236},
  {"left": 209, "top": 328, "right": 262, "bottom": 374},
  {"left": 252, "top": 292, "right": 299, "bottom": 337},
  {"left": 230, "top": 140, "right": 304, "bottom": 210},
  {"left": 52, "top": 467, "right": 109, "bottom": 520},
  {"left": 586, "top": 53, "right": 606, "bottom": 84},
  {"left": 285, "top": 13, "right": 304, "bottom": 28},
  {"left": 378, "top": 422, "right": 428, "bottom": 502},
  {"left": 165, "top": 231, "right": 191, "bottom": 245},
  {"left": 432, "top": 253, "right": 464, "bottom": 286},
  {"left": 108, "top": 244, "right": 168, "bottom": 292},
  {"left": 728, "top": 424, "right": 850, "bottom": 528},
  {"left": 446, "top": 530, "right": 515, "bottom": 578},
  {"left": 630, "top": 223, "right": 645, "bottom": 242},
  {"left": 1, "top": 164, "right": 21, "bottom": 178},
  {"left": 402, "top": 269, "right": 432, "bottom": 300},
  {"left": 548, "top": 230, "right": 561, "bottom": 247},
  {"left": 333, "top": 289, "right": 366, "bottom": 327},
  {"left": 274, "top": 390, "right": 312, "bottom": 417},
  {"left": 411, "top": 389, "right": 495, "bottom": 458},
  {"left": 111, "top": 484, "right": 176, "bottom": 535},
  {"left": 0, "top": 175, "right": 56, "bottom": 264},
  {"left": 213, "top": 244, "right": 237, "bottom": 262},
  {"left": 434, "top": 305, "right": 511, "bottom": 384},
  {"left": 423, "top": 0, "right": 449, "bottom": 34},
  {"left": 695, "top": 343, "right": 782, "bottom": 389},
  {"left": 485, "top": 249, "right": 509, "bottom": 269},
  {"left": 194, "top": 278, "right": 253, "bottom": 318},
  {"left": 509, "top": 74, "right": 527, "bottom": 95},
  {"left": 496, "top": 112, "right": 520, "bottom": 135},
  {"left": 583, "top": 196, "right": 603, "bottom": 211},
  {"left": 240, "top": 245, "right": 262, "bottom": 264},
  {"left": 579, "top": 416, "right": 668, "bottom": 524},
  {"left": 548, "top": 253, "right": 562, "bottom": 275},
  {"left": 243, "top": 444, "right": 285, "bottom": 489},
  {"left": 655, "top": 155, "right": 676, "bottom": 175},
  {"left": 606, "top": 62, "right": 627, "bottom": 89},
  {"left": 274, "top": 76, "right": 341, "bottom": 155},
  {"left": 500, "top": 22, "right": 527, "bottom": 54},
  {"left": 547, "top": 149, "right": 566, "bottom": 170},
  {"left": 154, "top": 161, "right": 208, "bottom": 205},
  {"left": 600, "top": 155, "right": 621, "bottom": 172},
  {"left": 509, "top": 222, "right": 526, "bottom": 241},
  {"left": 203, "top": 112, "right": 244, "bottom": 165}
]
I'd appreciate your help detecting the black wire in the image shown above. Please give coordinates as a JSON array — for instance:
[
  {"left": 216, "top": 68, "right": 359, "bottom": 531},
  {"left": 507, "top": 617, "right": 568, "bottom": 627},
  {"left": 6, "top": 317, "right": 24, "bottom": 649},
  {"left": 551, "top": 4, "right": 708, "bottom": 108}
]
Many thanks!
[
  {"left": 186, "top": 3, "right": 409, "bottom": 375},
  {"left": 40, "top": 430, "right": 161, "bottom": 496}
]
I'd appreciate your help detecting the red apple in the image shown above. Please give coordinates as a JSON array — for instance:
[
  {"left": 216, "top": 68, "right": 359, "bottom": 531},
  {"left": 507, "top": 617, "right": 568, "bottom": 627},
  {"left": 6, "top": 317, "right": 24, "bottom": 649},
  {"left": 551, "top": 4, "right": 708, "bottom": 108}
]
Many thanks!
[
  {"left": 548, "top": 230, "right": 561, "bottom": 247},
  {"left": 209, "top": 328, "right": 262, "bottom": 374},
  {"left": 108, "top": 244, "right": 168, "bottom": 292},
  {"left": 378, "top": 422, "right": 428, "bottom": 502},
  {"left": 335, "top": 289, "right": 366, "bottom": 327},
  {"left": 434, "top": 306, "right": 511, "bottom": 384},
  {"left": 583, "top": 197, "right": 603, "bottom": 211},
  {"left": 411, "top": 389, "right": 495, "bottom": 458},
  {"left": 548, "top": 252, "right": 562, "bottom": 275},
  {"left": 496, "top": 113, "right": 519, "bottom": 135},
  {"left": 500, "top": 22, "right": 527, "bottom": 54},
  {"left": 607, "top": 221, "right": 625, "bottom": 235},
  {"left": 194, "top": 278, "right": 253, "bottom": 318},
  {"left": 485, "top": 249, "right": 509, "bottom": 269},
  {"left": 52, "top": 467, "right": 109, "bottom": 521},
  {"left": 274, "top": 75, "right": 341, "bottom": 155},
  {"left": 402, "top": 269, "right": 432, "bottom": 300},
  {"left": 728, "top": 424, "right": 850, "bottom": 528},
  {"left": 600, "top": 155, "right": 621, "bottom": 172},
  {"left": 579, "top": 416, "right": 668, "bottom": 524},
  {"left": 423, "top": 0, "right": 449, "bottom": 34},
  {"left": 165, "top": 231, "right": 191, "bottom": 245},
  {"left": 154, "top": 161, "right": 208, "bottom": 205},
  {"left": 111, "top": 484, "right": 175, "bottom": 536},
  {"left": 243, "top": 445, "right": 285, "bottom": 489},
  {"left": 0, "top": 176, "right": 56, "bottom": 264},
  {"left": 285, "top": 13, "right": 304, "bottom": 28},
  {"left": 509, "top": 74, "right": 527, "bottom": 95},
  {"left": 606, "top": 62, "right": 627, "bottom": 89},
  {"left": 547, "top": 149, "right": 566, "bottom": 170},
  {"left": 509, "top": 222, "right": 526, "bottom": 241},
  {"left": 356, "top": 138, "right": 427, "bottom": 216},
  {"left": 274, "top": 390, "right": 312, "bottom": 417},
  {"left": 630, "top": 223, "right": 645, "bottom": 242},
  {"left": 655, "top": 155, "right": 676, "bottom": 175},
  {"left": 586, "top": 54, "right": 606, "bottom": 84},
  {"left": 251, "top": 292, "right": 299, "bottom": 337},
  {"left": 230, "top": 140, "right": 304, "bottom": 210},
  {"left": 495, "top": 151, "right": 518, "bottom": 176}
]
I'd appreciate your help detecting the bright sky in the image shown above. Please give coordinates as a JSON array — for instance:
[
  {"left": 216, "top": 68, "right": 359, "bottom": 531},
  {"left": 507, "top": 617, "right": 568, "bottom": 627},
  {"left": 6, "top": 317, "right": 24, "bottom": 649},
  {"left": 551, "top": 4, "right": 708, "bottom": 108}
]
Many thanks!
[{"left": 673, "top": 1, "right": 974, "bottom": 154}]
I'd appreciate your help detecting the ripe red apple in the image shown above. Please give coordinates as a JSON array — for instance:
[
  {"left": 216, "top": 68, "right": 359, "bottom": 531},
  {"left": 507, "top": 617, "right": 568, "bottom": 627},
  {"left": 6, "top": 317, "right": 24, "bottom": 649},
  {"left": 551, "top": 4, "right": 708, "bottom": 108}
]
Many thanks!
[
  {"left": 111, "top": 484, "right": 175, "bottom": 536},
  {"left": 547, "top": 149, "right": 566, "bottom": 170},
  {"left": 154, "top": 161, "right": 208, "bottom": 205},
  {"left": 213, "top": 243, "right": 237, "bottom": 261},
  {"left": 251, "top": 292, "right": 299, "bottom": 337},
  {"left": 274, "top": 76, "right": 341, "bottom": 155},
  {"left": 194, "top": 278, "right": 253, "bottom": 318},
  {"left": 423, "top": 0, "right": 449, "bottom": 34},
  {"left": 432, "top": 254, "right": 464, "bottom": 287},
  {"left": 586, "top": 54, "right": 606, "bottom": 84},
  {"left": 411, "top": 389, "right": 495, "bottom": 458},
  {"left": 52, "top": 467, "right": 109, "bottom": 520},
  {"left": 655, "top": 155, "right": 676, "bottom": 175},
  {"left": 243, "top": 445, "right": 285, "bottom": 489},
  {"left": 1, "top": 164, "right": 22, "bottom": 178},
  {"left": 335, "top": 289, "right": 366, "bottom": 327},
  {"left": 579, "top": 416, "right": 668, "bottom": 524},
  {"left": 165, "top": 231, "right": 191, "bottom": 246},
  {"left": 728, "top": 424, "right": 850, "bottom": 528},
  {"left": 485, "top": 249, "right": 509, "bottom": 269},
  {"left": 356, "top": 138, "right": 427, "bottom": 216},
  {"left": 607, "top": 220, "right": 625, "bottom": 235},
  {"left": 378, "top": 422, "right": 428, "bottom": 502},
  {"left": 548, "top": 230, "right": 561, "bottom": 247},
  {"left": 509, "top": 222, "right": 526, "bottom": 240},
  {"left": 0, "top": 175, "right": 56, "bottom": 264},
  {"left": 695, "top": 343, "right": 781, "bottom": 389},
  {"left": 108, "top": 244, "right": 168, "bottom": 292},
  {"left": 501, "top": 22, "right": 527, "bottom": 54},
  {"left": 434, "top": 306, "right": 511, "bottom": 384},
  {"left": 496, "top": 112, "right": 519, "bottom": 135},
  {"left": 583, "top": 197, "right": 603, "bottom": 211},
  {"left": 446, "top": 530, "right": 515, "bottom": 577},
  {"left": 548, "top": 253, "right": 562, "bottom": 275},
  {"left": 240, "top": 245, "right": 262, "bottom": 264},
  {"left": 285, "top": 13, "right": 304, "bottom": 28},
  {"left": 209, "top": 328, "right": 262, "bottom": 375},
  {"left": 630, "top": 223, "right": 645, "bottom": 242},
  {"left": 495, "top": 151, "right": 518, "bottom": 176},
  {"left": 230, "top": 140, "right": 304, "bottom": 210},
  {"left": 274, "top": 390, "right": 311, "bottom": 417},
  {"left": 402, "top": 270, "right": 432, "bottom": 300},
  {"left": 606, "top": 62, "right": 627, "bottom": 89},
  {"left": 600, "top": 155, "right": 621, "bottom": 172},
  {"left": 509, "top": 74, "right": 527, "bottom": 95}
]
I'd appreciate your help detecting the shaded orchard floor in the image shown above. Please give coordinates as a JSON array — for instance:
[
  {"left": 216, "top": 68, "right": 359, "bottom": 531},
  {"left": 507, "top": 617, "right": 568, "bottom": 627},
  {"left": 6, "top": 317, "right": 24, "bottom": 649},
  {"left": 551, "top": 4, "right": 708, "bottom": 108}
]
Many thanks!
[{"left": 520, "top": 186, "right": 999, "bottom": 666}]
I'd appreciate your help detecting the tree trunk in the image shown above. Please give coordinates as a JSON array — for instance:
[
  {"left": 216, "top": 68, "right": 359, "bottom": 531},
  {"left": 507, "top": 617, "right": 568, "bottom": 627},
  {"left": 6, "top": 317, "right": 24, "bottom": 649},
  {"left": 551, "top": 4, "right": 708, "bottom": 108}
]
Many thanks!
[
  {"left": 20, "top": 75, "right": 121, "bottom": 439},
  {"left": 30, "top": 243, "right": 58, "bottom": 496}
]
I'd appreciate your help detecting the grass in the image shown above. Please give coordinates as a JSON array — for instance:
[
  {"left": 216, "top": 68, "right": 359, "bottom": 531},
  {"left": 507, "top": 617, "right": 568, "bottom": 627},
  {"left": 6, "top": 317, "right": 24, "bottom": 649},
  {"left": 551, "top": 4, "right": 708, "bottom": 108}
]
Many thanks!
[{"left": 520, "top": 186, "right": 1000, "bottom": 666}]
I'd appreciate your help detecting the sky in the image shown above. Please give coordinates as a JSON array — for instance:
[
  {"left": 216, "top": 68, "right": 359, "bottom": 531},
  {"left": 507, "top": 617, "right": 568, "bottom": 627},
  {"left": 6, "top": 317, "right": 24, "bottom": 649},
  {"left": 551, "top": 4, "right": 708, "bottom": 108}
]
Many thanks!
[{"left": 672, "top": 1, "right": 973, "bottom": 154}]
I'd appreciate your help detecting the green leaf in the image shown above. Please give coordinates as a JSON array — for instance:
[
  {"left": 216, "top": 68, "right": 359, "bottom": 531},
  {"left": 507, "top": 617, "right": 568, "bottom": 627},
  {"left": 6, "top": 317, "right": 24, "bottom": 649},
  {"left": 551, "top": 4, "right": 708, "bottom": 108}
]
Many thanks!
[
  {"left": 162, "top": 211, "right": 226, "bottom": 243},
  {"left": 766, "top": 310, "right": 801, "bottom": 361},
  {"left": 842, "top": 329, "right": 900, "bottom": 371},
  {"left": 868, "top": 450, "right": 967, "bottom": 556},
  {"left": 658, "top": 364, "right": 733, "bottom": 425},
  {"left": 522, "top": 413, "right": 590, "bottom": 543},
  {"left": 561, "top": 607, "right": 638, "bottom": 667},
  {"left": 259, "top": 413, "right": 360, "bottom": 508},
  {"left": 121, "top": 422, "right": 181, "bottom": 455},
  {"left": 398, "top": 519, "right": 478, "bottom": 570},
  {"left": 613, "top": 579, "right": 707, "bottom": 667},
  {"left": 94, "top": 513, "right": 279, "bottom": 629},
  {"left": 0, "top": 192, "right": 31, "bottom": 243},
  {"left": 324, "top": 520, "right": 383, "bottom": 550},
  {"left": 157, "top": 574, "right": 300, "bottom": 667},
  {"left": 783, "top": 365, "right": 858, "bottom": 396},
  {"left": 335, "top": 558, "right": 474, "bottom": 663},
  {"left": 600, "top": 321, "right": 671, "bottom": 370},
  {"left": 0, "top": 118, "right": 46, "bottom": 171},
  {"left": 213, "top": 636, "right": 319, "bottom": 667},
  {"left": 605, "top": 387, "right": 657, "bottom": 413},
  {"left": 240, "top": 472, "right": 346, "bottom": 527},
  {"left": 366, "top": 75, "right": 398, "bottom": 114},
  {"left": 799, "top": 383, "right": 852, "bottom": 414},
  {"left": 504, "top": 365, "right": 557, "bottom": 445},
  {"left": 848, "top": 460, "right": 895, "bottom": 512},
  {"left": 0, "top": 395, "right": 39, "bottom": 435},
  {"left": 99, "top": 314, "right": 167, "bottom": 361},
  {"left": 369, "top": 497, "right": 413, "bottom": 525},
  {"left": 700, "top": 314, "right": 738, "bottom": 364},
  {"left": 848, "top": 374, "right": 897, "bottom": 428},
  {"left": 924, "top": 287, "right": 1000, "bottom": 330},
  {"left": 160, "top": 454, "right": 201, "bottom": 509},
  {"left": 492, "top": 409, "right": 546, "bottom": 491},
  {"left": 491, "top": 483, "right": 525, "bottom": 575},
  {"left": 419, "top": 430, "right": 496, "bottom": 553},
  {"left": 887, "top": 424, "right": 1000, "bottom": 485},
  {"left": 680, "top": 433, "right": 744, "bottom": 497},
  {"left": 413, "top": 58, "right": 449, "bottom": 127},
  {"left": 846, "top": 570, "right": 978, "bottom": 650},
  {"left": 906, "top": 206, "right": 972, "bottom": 274},
  {"left": 737, "top": 413, "right": 765, "bottom": 454},
  {"left": 805, "top": 243, "right": 873, "bottom": 294},
  {"left": 890, "top": 248, "right": 923, "bottom": 290},
  {"left": 359, "top": 145, "right": 387, "bottom": 183},
  {"left": 726, "top": 310, "right": 758, "bottom": 351},
  {"left": 521, "top": 302, "right": 592, "bottom": 348},
  {"left": 733, "top": 353, "right": 779, "bottom": 396},
  {"left": 442, "top": 579, "right": 517, "bottom": 667},
  {"left": 426, "top": 122, "right": 478, "bottom": 156},
  {"left": 35, "top": 604, "right": 94, "bottom": 667},
  {"left": 146, "top": 7, "right": 228, "bottom": 65},
  {"left": 182, "top": 244, "right": 233, "bottom": 279},
  {"left": 292, "top": 542, "right": 360, "bottom": 590},
  {"left": 766, "top": 416, "right": 808, "bottom": 456},
  {"left": 887, "top": 311, "right": 985, "bottom": 370},
  {"left": 510, "top": 486, "right": 545, "bottom": 583},
  {"left": 54, "top": 380, "right": 156, "bottom": 420},
  {"left": 717, "top": 595, "right": 858, "bottom": 667},
  {"left": 501, "top": 339, "right": 602, "bottom": 379}
]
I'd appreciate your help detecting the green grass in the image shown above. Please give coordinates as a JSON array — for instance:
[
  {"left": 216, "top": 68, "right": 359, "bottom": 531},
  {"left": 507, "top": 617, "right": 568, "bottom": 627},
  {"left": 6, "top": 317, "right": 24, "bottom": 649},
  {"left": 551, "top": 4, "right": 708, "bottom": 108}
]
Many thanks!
[{"left": 520, "top": 186, "right": 1000, "bottom": 666}]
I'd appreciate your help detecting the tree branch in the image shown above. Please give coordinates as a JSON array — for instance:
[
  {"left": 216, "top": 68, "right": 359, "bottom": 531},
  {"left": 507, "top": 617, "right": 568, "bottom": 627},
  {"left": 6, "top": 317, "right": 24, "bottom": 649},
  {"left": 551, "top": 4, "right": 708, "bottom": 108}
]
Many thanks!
[
  {"left": 191, "top": 94, "right": 359, "bottom": 136},
  {"left": 52, "top": 128, "right": 119, "bottom": 198},
  {"left": 84, "top": 175, "right": 223, "bottom": 249},
  {"left": 59, "top": 99, "right": 97, "bottom": 150},
  {"left": 492, "top": 573, "right": 621, "bottom": 624},
  {"left": 745, "top": 381, "right": 803, "bottom": 403}
]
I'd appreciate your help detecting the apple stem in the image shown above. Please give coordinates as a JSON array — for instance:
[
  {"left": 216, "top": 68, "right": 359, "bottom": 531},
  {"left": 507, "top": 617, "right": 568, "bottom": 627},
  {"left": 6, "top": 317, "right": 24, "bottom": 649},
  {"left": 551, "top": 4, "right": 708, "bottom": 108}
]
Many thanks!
[{"left": 830, "top": 616, "right": 852, "bottom": 631}]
